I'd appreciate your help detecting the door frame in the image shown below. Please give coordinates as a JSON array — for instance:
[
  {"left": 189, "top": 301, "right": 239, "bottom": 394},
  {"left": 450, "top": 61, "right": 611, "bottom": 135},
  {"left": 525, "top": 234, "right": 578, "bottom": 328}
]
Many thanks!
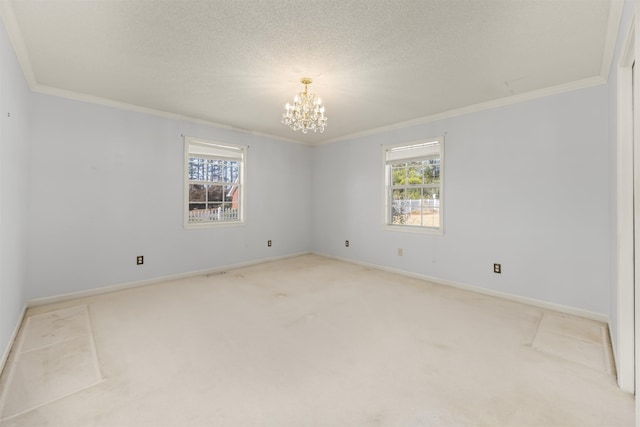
[{"left": 617, "top": 16, "right": 636, "bottom": 395}]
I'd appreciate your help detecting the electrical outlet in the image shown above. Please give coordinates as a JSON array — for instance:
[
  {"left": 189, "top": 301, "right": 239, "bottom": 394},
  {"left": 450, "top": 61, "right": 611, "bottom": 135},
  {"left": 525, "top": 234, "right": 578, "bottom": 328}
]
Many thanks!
[
  {"left": 345, "top": 240, "right": 349, "bottom": 247},
  {"left": 493, "top": 263, "right": 501, "bottom": 274},
  {"left": 397, "top": 248, "right": 403, "bottom": 256},
  {"left": 137, "top": 256, "right": 144, "bottom": 265},
  {"left": 268, "top": 240, "right": 272, "bottom": 247}
]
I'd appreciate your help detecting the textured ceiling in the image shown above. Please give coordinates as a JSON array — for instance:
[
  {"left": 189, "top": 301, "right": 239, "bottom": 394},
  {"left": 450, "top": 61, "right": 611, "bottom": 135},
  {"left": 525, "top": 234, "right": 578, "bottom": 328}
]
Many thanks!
[{"left": 0, "top": 0, "right": 621, "bottom": 144}]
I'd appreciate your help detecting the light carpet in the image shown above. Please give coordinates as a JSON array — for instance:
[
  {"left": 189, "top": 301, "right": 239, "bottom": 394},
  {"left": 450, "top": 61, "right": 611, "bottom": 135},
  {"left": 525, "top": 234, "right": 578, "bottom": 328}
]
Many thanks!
[{"left": 0, "top": 254, "right": 634, "bottom": 426}]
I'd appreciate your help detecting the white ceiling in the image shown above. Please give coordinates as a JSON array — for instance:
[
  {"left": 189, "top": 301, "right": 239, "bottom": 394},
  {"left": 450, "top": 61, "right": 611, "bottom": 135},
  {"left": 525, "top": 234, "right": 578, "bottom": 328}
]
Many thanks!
[{"left": 0, "top": 0, "right": 621, "bottom": 144}]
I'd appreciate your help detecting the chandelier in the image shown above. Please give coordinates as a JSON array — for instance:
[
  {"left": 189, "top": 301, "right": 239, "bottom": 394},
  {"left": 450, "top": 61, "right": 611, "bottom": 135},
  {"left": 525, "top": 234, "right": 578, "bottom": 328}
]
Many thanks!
[{"left": 282, "top": 78, "right": 327, "bottom": 133}]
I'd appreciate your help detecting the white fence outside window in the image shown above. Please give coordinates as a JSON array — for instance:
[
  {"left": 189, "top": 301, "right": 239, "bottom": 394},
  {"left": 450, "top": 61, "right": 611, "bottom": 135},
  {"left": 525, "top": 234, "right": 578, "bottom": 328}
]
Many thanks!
[
  {"left": 188, "top": 207, "right": 239, "bottom": 223},
  {"left": 392, "top": 198, "right": 440, "bottom": 213}
]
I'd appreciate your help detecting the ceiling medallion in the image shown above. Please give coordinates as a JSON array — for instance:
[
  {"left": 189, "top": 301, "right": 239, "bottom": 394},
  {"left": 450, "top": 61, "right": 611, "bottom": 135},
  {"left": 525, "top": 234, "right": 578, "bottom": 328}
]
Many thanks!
[{"left": 282, "top": 78, "right": 327, "bottom": 134}]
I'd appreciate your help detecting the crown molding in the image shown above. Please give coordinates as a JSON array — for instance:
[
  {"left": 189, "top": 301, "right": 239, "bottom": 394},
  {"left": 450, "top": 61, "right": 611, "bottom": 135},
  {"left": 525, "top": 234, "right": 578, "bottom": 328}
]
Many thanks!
[
  {"left": 601, "top": 0, "right": 625, "bottom": 81},
  {"left": 32, "top": 75, "right": 608, "bottom": 149},
  {"left": 0, "top": 0, "right": 36, "bottom": 87},
  {"left": 30, "top": 75, "right": 607, "bottom": 149},
  {"left": 31, "top": 83, "right": 312, "bottom": 146},
  {"left": 316, "top": 76, "right": 606, "bottom": 146}
]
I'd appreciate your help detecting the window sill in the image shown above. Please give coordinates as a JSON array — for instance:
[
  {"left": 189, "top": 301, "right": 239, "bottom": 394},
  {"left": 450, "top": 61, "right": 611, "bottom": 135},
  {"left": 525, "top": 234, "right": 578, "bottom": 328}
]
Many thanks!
[
  {"left": 184, "top": 221, "right": 245, "bottom": 230},
  {"left": 383, "top": 224, "right": 443, "bottom": 236}
]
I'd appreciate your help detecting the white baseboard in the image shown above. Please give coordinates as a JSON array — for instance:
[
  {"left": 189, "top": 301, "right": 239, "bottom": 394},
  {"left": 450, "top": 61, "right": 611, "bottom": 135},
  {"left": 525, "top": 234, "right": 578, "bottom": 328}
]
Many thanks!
[
  {"left": 607, "top": 322, "right": 619, "bottom": 377},
  {"left": 312, "top": 251, "right": 609, "bottom": 324},
  {"left": 10, "top": 251, "right": 614, "bottom": 385},
  {"left": 28, "top": 252, "right": 311, "bottom": 308},
  {"left": 0, "top": 305, "right": 26, "bottom": 378},
  {"left": 24, "top": 249, "right": 609, "bottom": 330}
]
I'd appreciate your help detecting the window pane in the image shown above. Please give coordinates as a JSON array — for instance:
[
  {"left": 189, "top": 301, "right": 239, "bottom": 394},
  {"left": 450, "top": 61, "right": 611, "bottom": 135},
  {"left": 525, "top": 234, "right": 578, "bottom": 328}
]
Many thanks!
[
  {"left": 189, "top": 184, "right": 206, "bottom": 202},
  {"left": 392, "top": 188, "right": 405, "bottom": 200},
  {"left": 406, "top": 187, "right": 421, "bottom": 199},
  {"left": 188, "top": 159, "right": 204, "bottom": 181},
  {"left": 391, "top": 189, "right": 408, "bottom": 224},
  {"left": 423, "top": 187, "right": 440, "bottom": 201},
  {"left": 419, "top": 188, "right": 440, "bottom": 227},
  {"left": 209, "top": 161, "right": 222, "bottom": 182},
  {"left": 222, "top": 205, "right": 238, "bottom": 221},
  {"left": 221, "top": 161, "right": 239, "bottom": 183},
  {"left": 425, "top": 159, "right": 440, "bottom": 183},
  {"left": 391, "top": 165, "right": 406, "bottom": 185},
  {"left": 407, "top": 162, "right": 422, "bottom": 185},
  {"left": 207, "top": 185, "right": 224, "bottom": 202},
  {"left": 404, "top": 198, "right": 422, "bottom": 226},
  {"left": 189, "top": 205, "right": 213, "bottom": 223},
  {"left": 230, "top": 187, "right": 240, "bottom": 209},
  {"left": 223, "top": 185, "right": 234, "bottom": 202},
  {"left": 418, "top": 207, "right": 439, "bottom": 227}
]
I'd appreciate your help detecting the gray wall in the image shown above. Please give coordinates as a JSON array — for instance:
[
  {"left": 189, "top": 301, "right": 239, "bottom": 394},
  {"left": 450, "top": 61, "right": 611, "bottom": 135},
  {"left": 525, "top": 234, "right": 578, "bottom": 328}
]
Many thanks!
[
  {"left": 312, "top": 85, "right": 610, "bottom": 315},
  {"left": 26, "top": 94, "right": 312, "bottom": 300},
  {"left": 0, "top": 19, "right": 31, "bottom": 364}
]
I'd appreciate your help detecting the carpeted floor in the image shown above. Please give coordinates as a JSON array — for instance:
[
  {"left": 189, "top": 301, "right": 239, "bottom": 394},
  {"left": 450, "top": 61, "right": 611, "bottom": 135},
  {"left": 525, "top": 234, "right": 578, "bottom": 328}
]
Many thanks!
[{"left": 0, "top": 254, "right": 634, "bottom": 426}]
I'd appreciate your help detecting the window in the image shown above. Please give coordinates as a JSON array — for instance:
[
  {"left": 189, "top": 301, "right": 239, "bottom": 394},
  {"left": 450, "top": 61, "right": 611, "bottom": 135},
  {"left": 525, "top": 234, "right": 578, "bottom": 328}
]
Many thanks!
[
  {"left": 184, "top": 136, "right": 246, "bottom": 227},
  {"left": 383, "top": 137, "right": 443, "bottom": 233}
]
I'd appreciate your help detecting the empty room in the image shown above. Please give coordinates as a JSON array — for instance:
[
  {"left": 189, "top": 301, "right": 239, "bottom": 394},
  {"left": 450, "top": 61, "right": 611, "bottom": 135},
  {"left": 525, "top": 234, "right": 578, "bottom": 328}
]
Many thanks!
[{"left": 0, "top": 0, "right": 638, "bottom": 426}]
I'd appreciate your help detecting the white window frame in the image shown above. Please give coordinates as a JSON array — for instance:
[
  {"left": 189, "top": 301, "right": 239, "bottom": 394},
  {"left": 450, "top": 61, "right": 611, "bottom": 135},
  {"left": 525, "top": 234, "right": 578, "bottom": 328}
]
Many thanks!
[
  {"left": 382, "top": 136, "right": 444, "bottom": 235},
  {"left": 184, "top": 136, "right": 247, "bottom": 229}
]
